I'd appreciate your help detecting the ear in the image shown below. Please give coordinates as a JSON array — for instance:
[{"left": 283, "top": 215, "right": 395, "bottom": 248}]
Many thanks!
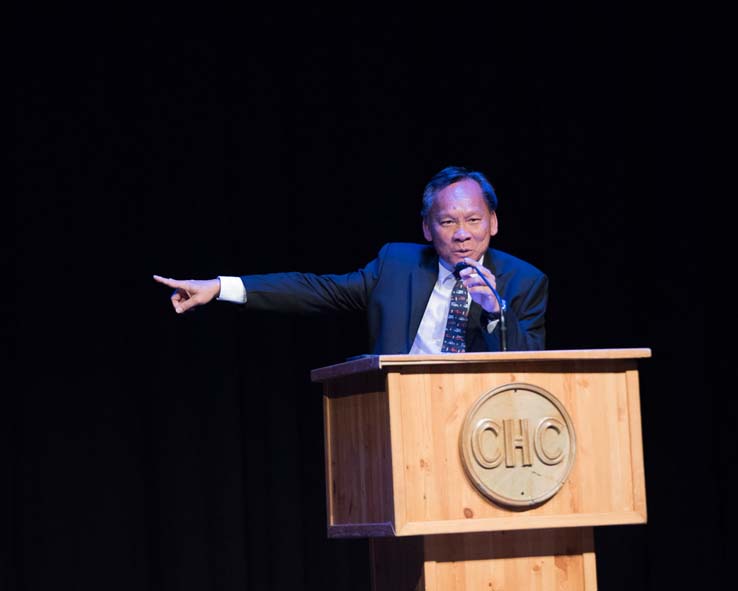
[
  {"left": 422, "top": 218, "right": 432, "bottom": 242},
  {"left": 489, "top": 211, "right": 499, "bottom": 237}
]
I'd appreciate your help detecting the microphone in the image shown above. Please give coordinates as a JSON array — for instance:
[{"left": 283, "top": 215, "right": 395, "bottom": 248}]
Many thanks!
[{"left": 453, "top": 262, "right": 508, "bottom": 351}]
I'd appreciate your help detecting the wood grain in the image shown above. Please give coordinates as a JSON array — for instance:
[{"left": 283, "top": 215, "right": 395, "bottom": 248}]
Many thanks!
[
  {"left": 317, "top": 350, "right": 650, "bottom": 590},
  {"left": 318, "top": 351, "right": 649, "bottom": 537},
  {"left": 370, "top": 528, "right": 597, "bottom": 591}
]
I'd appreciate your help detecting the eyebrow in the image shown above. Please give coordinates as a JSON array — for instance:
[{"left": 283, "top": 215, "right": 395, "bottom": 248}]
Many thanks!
[{"left": 436, "top": 211, "right": 485, "bottom": 218}]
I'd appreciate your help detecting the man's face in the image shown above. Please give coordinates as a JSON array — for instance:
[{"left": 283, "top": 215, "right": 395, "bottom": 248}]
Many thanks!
[{"left": 422, "top": 179, "right": 498, "bottom": 268}]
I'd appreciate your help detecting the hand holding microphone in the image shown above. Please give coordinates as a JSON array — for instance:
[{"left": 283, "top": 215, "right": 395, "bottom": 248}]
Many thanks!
[{"left": 453, "top": 258, "right": 508, "bottom": 351}]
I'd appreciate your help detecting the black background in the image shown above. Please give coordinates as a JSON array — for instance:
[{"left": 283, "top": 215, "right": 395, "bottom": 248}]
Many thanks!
[{"left": 13, "top": 6, "right": 727, "bottom": 591}]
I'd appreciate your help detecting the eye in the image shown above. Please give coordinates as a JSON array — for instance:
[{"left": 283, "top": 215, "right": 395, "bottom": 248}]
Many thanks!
[{"left": 439, "top": 219, "right": 454, "bottom": 226}]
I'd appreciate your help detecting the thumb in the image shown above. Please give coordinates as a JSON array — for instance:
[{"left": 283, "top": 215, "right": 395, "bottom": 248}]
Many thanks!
[{"left": 174, "top": 297, "right": 199, "bottom": 314}]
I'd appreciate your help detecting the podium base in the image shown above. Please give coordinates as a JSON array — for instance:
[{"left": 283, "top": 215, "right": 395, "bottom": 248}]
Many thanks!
[{"left": 369, "top": 527, "right": 597, "bottom": 591}]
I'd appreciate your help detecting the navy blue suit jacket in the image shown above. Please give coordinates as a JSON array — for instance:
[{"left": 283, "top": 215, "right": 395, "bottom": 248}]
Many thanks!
[{"left": 241, "top": 242, "right": 548, "bottom": 354}]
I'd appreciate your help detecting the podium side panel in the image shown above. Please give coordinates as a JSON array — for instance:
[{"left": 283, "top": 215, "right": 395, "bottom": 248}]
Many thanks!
[{"left": 323, "top": 372, "right": 396, "bottom": 535}]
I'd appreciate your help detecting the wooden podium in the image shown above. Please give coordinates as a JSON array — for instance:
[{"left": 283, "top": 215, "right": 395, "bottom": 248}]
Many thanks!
[{"left": 311, "top": 348, "right": 651, "bottom": 591}]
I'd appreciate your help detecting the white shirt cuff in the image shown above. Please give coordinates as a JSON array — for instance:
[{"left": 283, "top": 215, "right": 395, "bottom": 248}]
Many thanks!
[{"left": 217, "top": 276, "right": 247, "bottom": 303}]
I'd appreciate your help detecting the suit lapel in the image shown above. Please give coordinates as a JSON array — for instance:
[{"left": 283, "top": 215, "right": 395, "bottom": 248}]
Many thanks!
[{"left": 407, "top": 252, "right": 438, "bottom": 352}]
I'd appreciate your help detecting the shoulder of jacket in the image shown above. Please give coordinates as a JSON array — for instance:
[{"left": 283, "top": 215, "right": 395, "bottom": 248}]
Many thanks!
[
  {"left": 489, "top": 248, "right": 547, "bottom": 277},
  {"left": 378, "top": 242, "right": 430, "bottom": 255}
]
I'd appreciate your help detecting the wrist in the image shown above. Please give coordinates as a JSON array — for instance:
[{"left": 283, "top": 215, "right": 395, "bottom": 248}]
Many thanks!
[{"left": 482, "top": 298, "right": 506, "bottom": 320}]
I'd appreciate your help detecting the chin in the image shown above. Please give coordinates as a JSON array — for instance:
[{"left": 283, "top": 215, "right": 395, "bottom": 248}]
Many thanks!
[{"left": 446, "top": 255, "right": 468, "bottom": 267}]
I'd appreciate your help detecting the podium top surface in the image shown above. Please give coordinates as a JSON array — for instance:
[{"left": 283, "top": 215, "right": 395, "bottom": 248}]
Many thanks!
[{"left": 310, "top": 348, "right": 652, "bottom": 383}]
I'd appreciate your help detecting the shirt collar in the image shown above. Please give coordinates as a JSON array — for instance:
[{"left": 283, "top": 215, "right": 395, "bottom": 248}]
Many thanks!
[{"left": 438, "top": 262, "right": 455, "bottom": 284}]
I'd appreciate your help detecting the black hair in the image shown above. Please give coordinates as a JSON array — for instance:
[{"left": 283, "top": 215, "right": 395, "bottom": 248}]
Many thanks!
[{"left": 420, "top": 165, "right": 498, "bottom": 217}]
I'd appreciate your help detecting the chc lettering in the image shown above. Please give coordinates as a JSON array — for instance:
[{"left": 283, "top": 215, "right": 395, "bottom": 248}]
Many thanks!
[{"left": 470, "top": 417, "right": 567, "bottom": 469}]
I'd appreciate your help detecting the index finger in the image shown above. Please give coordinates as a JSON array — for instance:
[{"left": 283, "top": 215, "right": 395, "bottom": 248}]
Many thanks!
[{"left": 153, "top": 275, "right": 186, "bottom": 288}]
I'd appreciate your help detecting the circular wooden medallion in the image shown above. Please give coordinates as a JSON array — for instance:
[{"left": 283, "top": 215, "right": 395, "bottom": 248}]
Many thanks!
[{"left": 459, "top": 382, "right": 576, "bottom": 508}]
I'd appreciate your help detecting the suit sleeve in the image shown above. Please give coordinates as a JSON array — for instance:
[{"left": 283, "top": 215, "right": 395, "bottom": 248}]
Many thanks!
[{"left": 239, "top": 247, "right": 387, "bottom": 316}]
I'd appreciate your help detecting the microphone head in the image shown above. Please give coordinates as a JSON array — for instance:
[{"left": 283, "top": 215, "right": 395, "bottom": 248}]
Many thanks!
[{"left": 453, "top": 261, "right": 470, "bottom": 279}]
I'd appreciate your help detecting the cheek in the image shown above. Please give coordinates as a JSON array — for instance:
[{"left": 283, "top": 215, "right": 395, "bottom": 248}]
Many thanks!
[
  {"left": 434, "top": 228, "right": 455, "bottom": 243},
  {"left": 473, "top": 224, "right": 492, "bottom": 238}
]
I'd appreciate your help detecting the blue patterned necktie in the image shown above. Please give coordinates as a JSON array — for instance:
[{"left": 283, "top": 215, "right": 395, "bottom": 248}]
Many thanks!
[{"left": 441, "top": 278, "right": 469, "bottom": 353}]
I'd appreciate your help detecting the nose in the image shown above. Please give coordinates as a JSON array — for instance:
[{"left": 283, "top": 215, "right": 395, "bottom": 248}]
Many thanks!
[{"left": 453, "top": 225, "right": 472, "bottom": 241}]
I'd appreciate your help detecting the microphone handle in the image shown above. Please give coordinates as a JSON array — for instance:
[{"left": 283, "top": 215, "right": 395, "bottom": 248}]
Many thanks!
[{"left": 476, "top": 274, "right": 507, "bottom": 352}]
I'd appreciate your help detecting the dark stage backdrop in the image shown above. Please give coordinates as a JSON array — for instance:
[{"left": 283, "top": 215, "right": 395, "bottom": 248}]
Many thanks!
[{"left": 13, "top": 7, "right": 726, "bottom": 591}]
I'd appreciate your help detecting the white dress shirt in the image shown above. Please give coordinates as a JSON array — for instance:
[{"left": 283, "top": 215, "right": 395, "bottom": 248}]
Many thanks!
[
  {"left": 408, "top": 262, "right": 469, "bottom": 354},
  {"left": 217, "top": 276, "right": 248, "bottom": 303}
]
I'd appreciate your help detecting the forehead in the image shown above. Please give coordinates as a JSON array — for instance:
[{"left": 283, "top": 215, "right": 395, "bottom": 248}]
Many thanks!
[{"left": 431, "top": 179, "right": 490, "bottom": 215}]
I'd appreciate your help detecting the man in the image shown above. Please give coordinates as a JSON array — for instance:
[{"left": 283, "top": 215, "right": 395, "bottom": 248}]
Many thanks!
[{"left": 154, "top": 165, "right": 548, "bottom": 353}]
